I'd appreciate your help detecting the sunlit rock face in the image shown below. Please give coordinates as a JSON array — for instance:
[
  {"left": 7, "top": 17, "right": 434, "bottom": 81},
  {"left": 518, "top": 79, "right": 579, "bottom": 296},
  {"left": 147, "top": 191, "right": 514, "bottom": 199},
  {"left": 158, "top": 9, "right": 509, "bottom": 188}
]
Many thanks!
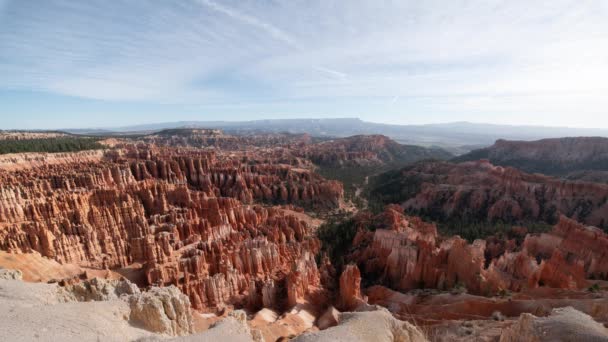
[
  {"left": 339, "top": 264, "right": 364, "bottom": 310},
  {"left": 349, "top": 206, "right": 607, "bottom": 296}
]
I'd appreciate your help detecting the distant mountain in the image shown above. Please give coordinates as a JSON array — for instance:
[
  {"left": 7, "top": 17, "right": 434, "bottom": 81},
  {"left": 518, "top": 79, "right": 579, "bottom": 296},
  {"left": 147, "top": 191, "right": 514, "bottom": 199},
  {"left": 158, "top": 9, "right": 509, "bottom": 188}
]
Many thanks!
[
  {"left": 455, "top": 137, "right": 608, "bottom": 177},
  {"left": 63, "top": 118, "right": 608, "bottom": 154},
  {"left": 301, "top": 134, "right": 453, "bottom": 199}
]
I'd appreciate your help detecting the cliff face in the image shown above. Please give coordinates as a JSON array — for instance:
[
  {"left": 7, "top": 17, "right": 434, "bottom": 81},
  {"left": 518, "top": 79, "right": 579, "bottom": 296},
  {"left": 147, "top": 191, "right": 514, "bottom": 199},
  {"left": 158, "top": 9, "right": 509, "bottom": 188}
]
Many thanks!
[
  {"left": 0, "top": 132, "right": 68, "bottom": 140},
  {"left": 145, "top": 130, "right": 451, "bottom": 169},
  {"left": 299, "top": 135, "right": 451, "bottom": 168},
  {"left": 370, "top": 160, "right": 608, "bottom": 229},
  {"left": 0, "top": 150, "right": 105, "bottom": 171},
  {"left": 339, "top": 264, "right": 364, "bottom": 310},
  {"left": 144, "top": 128, "right": 313, "bottom": 151},
  {"left": 455, "top": 137, "right": 608, "bottom": 177},
  {"left": 0, "top": 145, "right": 342, "bottom": 312},
  {"left": 348, "top": 206, "right": 608, "bottom": 296}
]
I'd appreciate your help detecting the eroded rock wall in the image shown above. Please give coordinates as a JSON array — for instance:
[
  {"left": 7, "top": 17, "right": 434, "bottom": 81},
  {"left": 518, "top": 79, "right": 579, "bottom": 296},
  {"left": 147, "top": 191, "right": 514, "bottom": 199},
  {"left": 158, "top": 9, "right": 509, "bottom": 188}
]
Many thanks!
[
  {"left": 0, "top": 145, "right": 342, "bottom": 311},
  {"left": 349, "top": 206, "right": 608, "bottom": 296}
]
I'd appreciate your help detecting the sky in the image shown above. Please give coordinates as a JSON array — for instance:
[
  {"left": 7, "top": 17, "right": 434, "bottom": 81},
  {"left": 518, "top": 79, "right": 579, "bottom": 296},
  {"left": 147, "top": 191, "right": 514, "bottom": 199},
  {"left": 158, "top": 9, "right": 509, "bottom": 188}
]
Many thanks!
[{"left": 1, "top": 0, "right": 608, "bottom": 129}]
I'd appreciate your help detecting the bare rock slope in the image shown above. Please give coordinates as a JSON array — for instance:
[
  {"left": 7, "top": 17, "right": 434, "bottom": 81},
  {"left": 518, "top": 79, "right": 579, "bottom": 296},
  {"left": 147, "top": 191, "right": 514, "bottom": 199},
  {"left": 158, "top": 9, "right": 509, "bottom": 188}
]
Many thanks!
[
  {"left": 294, "top": 307, "right": 427, "bottom": 342},
  {"left": 0, "top": 275, "right": 194, "bottom": 341},
  {"left": 455, "top": 137, "right": 608, "bottom": 177},
  {"left": 500, "top": 307, "right": 608, "bottom": 342}
]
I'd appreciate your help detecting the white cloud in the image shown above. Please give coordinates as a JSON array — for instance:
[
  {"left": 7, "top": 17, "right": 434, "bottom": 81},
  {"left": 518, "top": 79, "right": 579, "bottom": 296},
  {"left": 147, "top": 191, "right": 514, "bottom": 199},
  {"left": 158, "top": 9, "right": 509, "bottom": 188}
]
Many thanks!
[{"left": 0, "top": 0, "right": 607, "bottom": 126}]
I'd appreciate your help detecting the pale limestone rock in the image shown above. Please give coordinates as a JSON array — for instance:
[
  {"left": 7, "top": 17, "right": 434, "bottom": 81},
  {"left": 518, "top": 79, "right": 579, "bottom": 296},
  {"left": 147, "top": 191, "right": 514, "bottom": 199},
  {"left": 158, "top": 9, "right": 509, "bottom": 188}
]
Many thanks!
[
  {"left": 317, "top": 306, "right": 340, "bottom": 330},
  {"left": 129, "top": 285, "right": 194, "bottom": 336},
  {"left": 0, "top": 268, "right": 22, "bottom": 280},
  {"left": 62, "top": 277, "right": 140, "bottom": 302},
  {"left": 294, "top": 307, "right": 427, "bottom": 342},
  {"left": 499, "top": 307, "right": 608, "bottom": 342}
]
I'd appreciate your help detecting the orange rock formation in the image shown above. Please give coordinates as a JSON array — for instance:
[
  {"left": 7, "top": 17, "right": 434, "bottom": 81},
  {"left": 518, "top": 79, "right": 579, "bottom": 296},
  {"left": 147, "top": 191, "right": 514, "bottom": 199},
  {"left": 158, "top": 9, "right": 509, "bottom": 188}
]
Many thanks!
[
  {"left": 348, "top": 206, "right": 607, "bottom": 296},
  {"left": 0, "top": 145, "right": 343, "bottom": 312},
  {"left": 381, "top": 160, "right": 608, "bottom": 228}
]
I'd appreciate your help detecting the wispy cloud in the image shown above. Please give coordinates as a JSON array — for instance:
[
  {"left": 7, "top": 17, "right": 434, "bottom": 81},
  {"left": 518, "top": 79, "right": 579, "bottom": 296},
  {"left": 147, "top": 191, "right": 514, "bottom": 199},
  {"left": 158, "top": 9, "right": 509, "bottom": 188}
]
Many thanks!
[
  {"left": 313, "top": 66, "right": 348, "bottom": 79},
  {"left": 195, "top": 0, "right": 299, "bottom": 49},
  {"left": 1, "top": 0, "right": 608, "bottom": 127}
]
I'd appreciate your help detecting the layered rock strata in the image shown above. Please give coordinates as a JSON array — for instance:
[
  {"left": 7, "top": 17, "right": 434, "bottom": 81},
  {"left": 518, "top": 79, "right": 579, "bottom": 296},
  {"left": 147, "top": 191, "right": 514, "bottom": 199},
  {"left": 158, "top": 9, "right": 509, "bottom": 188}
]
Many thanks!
[
  {"left": 349, "top": 206, "right": 608, "bottom": 297},
  {"left": 371, "top": 160, "right": 608, "bottom": 228},
  {"left": 0, "top": 145, "right": 342, "bottom": 312},
  {"left": 299, "top": 134, "right": 451, "bottom": 168}
]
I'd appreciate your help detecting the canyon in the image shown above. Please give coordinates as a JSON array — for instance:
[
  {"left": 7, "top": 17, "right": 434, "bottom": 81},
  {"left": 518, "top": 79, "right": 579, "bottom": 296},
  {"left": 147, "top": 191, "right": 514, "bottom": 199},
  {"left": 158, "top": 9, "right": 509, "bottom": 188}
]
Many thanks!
[
  {"left": 0, "top": 142, "right": 342, "bottom": 313},
  {"left": 0, "top": 130, "right": 607, "bottom": 341}
]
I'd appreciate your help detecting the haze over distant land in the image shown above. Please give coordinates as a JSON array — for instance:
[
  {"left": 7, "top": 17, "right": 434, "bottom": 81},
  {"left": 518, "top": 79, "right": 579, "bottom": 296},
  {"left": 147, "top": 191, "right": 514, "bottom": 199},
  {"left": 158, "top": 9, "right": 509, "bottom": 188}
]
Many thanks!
[
  {"left": 1, "top": 1, "right": 608, "bottom": 128},
  {"left": 3, "top": 1, "right": 608, "bottom": 341},
  {"left": 61, "top": 118, "right": 608, "bottom": 154}
]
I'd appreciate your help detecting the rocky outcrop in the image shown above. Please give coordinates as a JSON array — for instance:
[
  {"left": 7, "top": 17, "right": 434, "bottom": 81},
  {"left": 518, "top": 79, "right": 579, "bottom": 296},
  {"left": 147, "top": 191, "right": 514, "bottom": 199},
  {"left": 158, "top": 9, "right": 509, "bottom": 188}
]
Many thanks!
[
  {"left": 129, "top": 285, "right": 194, "bottom": 336},
  {"left": 145, "top": 128, "right": 312, "bottom": 152},
  {"left": 523, "top": 216, "right": 608, "bottom": 282},
  {"left": 339, "top": 264, "right": 364, "bottom": 310},
  {"left": 317, "top": 306, "right": 340, "bottom": 330},
  {"left": 144, "top": 131, "right": 451, "bottom": 170},
  {"left": 293, "top": 307, "right": 427, "bottom": 342},
  {"left": 144, "top": 310, "right": 265, "bottom": 342},
  {"left": 369, "top": 160, "right": 608, "bottom": 229},
  {"left": 0, "top": 268, "right": 22, "bottom": 280},
  {"left": 0, "top": 131, "right": 68, "bottom": 141},
  {"left": 0, "top": 145, "right": 339, "bottom": 312},
  {"left": 0, "top": 150, "right": 104, "bottom": 171},
  {"left": 0, "top": 278, "right": 154, "bottom": 341},
  {"left": 499, "top": 307, "right": 608, "bottom": 342},
  {"left": 367, "top": 284, "right": 608, "bottom": 326},
  {"left": 456, "top": 137, "right": 608, "bottom": 177},
  {"left": 62, "top": 277, "right": 140, "bottom": 302},
  {"left": 54, "top": 276, "right": 194, "bottom": 336},
  {"left": 4, "top": 272, "right": 605, "bottom": 342},
  {"left": 299, "top": 135, "right": 451, "bottom": 168},
  {"left": 349, "top": 207, "right": 608, "bottom": 297}
]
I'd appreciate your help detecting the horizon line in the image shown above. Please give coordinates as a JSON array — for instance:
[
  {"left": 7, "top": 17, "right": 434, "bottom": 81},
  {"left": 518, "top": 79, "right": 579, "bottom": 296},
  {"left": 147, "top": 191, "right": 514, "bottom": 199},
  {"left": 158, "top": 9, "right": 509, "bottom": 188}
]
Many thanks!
[{"left": 3, "top": 117, "right": 608, "bottom": 132}]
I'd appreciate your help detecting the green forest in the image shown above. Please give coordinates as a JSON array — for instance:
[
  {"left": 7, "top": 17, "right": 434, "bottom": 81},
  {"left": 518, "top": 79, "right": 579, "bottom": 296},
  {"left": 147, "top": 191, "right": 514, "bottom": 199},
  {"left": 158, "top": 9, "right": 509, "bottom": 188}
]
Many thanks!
[{"left": 0, "top": 137, "right": 104, "bottom": 154}]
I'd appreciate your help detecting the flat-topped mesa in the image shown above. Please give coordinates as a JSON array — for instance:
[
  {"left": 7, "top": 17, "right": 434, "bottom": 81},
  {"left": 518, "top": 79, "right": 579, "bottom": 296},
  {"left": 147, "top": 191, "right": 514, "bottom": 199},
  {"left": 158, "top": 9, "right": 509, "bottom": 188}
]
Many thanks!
[
  {"left": 349, "top": 207, "right": 608, "bottom": 296},
  {"left": 144, "top": 129, "right": 312, "bottom": 150},
  {"left": 0, "top": 131, "right": 68, "bottom": 141},
  {"left": 0, "top": 150, "right": 105, "bottom": 171},
  {"left": 0, "top": 145, "right": 340, "bottom": 312}
]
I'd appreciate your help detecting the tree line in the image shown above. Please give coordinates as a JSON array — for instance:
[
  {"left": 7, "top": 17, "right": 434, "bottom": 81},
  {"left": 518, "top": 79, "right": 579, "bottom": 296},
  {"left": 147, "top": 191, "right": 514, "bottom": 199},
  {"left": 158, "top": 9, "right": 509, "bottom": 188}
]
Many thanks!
[{"left": 0, "top": 137, "right": 104, "bottom": 154}]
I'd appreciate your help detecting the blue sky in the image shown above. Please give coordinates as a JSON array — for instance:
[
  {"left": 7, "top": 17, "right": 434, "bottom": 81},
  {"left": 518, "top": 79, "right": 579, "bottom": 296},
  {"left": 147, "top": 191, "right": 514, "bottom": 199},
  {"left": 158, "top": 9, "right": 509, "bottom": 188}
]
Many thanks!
[{"left": 1, "top": 0, "right": 608, "bottom": 129}]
